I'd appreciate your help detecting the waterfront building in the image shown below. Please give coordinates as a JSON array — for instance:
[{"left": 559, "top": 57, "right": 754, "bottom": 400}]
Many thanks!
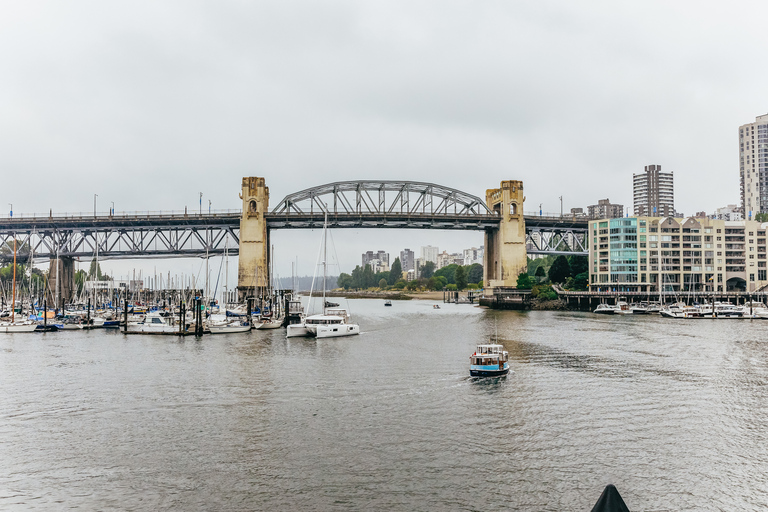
[
  {"left": 587, "top": 199, "right": 624, "bottom": 220},
  {"left": 420, "top": 245, "right": 439, "bottom": 264},
  {"left": 589, "top": 216, "right": 768, "bottom": 293},
  {"left": 400, "top": 248, "right": 415, "bottom": 271},
  {"left": 570, "top": 207, "right": 587, "bottom": 217},
  {"left": 362, "top": 250, "right": 389, "bottom": 268},
  {"left": 739, "top": 113, "right": 768, "bottom": 218},
  {"left": 463, "top": 246, "right": 484, "bottom": 266},
  {"left": 633, "top": 165, "right": 675, "bottom": 217}
]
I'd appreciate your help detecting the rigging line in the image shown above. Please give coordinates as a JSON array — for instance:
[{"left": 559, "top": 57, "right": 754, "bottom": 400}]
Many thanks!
[{"left": 212, "top": 254, "right": 225, "bottom": 302}]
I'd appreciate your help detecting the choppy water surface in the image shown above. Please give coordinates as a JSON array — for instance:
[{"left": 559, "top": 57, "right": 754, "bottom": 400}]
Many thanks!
[{"left": 2, "top": 300, "right": 768, "bottom": 511}]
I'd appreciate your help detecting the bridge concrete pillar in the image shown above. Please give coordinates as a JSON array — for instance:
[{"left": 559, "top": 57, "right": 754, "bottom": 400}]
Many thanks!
[
  {"left": 237, "top": 177, "right": 270, "bottom": 301},
  {"left": 483, "top": 181, "right": 527, "bottom": 291},
  {"left": 47, "top": 256, "right": 75, "bottom": 310}
]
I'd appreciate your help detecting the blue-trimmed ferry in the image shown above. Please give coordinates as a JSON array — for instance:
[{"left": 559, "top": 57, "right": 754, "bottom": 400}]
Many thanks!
[{"left": 469, "top": 343, "right": 509, "bottom": 377}]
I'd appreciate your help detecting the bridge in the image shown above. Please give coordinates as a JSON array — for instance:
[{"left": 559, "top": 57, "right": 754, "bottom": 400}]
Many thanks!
[{"left": 0, "top": 178, "right": 589, "bottom": 304}]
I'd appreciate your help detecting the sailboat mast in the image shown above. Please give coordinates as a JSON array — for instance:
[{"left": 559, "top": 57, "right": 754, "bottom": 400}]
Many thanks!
[
  {"left": 11, "top": 237, "right": 17, "bottom": 323},
  {"left": 322, "top": 210, "right": 327, "bottom": 312},
  {"left": 224, "top": 237, "right": 229, "bottom": 305}
]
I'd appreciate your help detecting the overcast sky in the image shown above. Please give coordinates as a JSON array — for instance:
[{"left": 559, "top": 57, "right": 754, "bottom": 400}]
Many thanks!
[{"left": 2, "top": 1, "right": 767, "bottom": 287}]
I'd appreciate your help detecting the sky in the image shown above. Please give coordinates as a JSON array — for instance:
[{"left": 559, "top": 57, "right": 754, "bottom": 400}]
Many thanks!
[{"left": 2, "top": 1, "right": 767, "bottom": 289}]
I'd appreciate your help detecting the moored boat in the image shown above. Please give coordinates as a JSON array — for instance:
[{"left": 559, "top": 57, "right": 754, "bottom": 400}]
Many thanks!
[{"left": 593, "top": 303, "right": 619, "bottom": 314}]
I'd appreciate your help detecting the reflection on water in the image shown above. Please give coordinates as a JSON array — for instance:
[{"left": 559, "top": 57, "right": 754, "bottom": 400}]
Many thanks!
[{"left": 2, "top": 301, "right": 768, "bottom": 510}]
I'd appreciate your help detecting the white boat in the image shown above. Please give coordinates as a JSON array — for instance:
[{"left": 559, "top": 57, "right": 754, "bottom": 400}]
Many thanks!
[
  {"left": 255, "top": 316, "right": 284, "bottom": 330},
  {"left": 0, "top": 321, "right": 38, "bottom": 333},
  {"left": 208, "top": 321, "right": 251, "bottom": 334},
  {"left": 593, "top": 303, "right": 619, "bottom": 314},
  {"left": 287, "top": 210, "right": 360, "bottom": 339},
  {"left": 612, "top": 301, "right": 632, "bottom": 315},
  {"left": 713, "top": 302, "right": 745, "bottom": 318},
  {"left": 469, "top": 343, "right": 509, "bottom": 377},
  {"left": 125, "top": 311, "right": 181, "bottom": 334},
  {"left": 660, "top": 302, "right": 687, "bottom": 318}
]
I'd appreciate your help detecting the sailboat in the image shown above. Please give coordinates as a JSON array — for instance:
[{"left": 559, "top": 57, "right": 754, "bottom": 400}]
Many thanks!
[
  {"left": 286, "top": 210, "right": 359, "bottom": 339},
  {"left": 0, "top": 238, "right": 37, "bottom": 333}
]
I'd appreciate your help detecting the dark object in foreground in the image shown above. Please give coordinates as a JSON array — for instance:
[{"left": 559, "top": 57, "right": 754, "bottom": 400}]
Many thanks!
[{"left": 591, "top": 484, "right": 630, "bottom": 512}]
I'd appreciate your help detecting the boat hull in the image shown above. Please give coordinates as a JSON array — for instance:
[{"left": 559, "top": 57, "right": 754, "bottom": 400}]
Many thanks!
[
  {"left": 208, "top": 324, "right": 251, "bottom": 334},
  {"left": 0, "top": 323, "right": 38, "bottom": 333},
  {"left": 315, "top": 324, "right": 360, "bottom": 338},
  {"left": 286, "top": 324, "right": 311, "bottom": 338},
  {"left": 470, "top": 366, "right": 510, "bottom": 377}
]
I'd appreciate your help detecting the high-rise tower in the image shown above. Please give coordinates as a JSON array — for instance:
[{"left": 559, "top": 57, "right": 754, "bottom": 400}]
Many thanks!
[
  {"left": 633, "top": 164, "right": 674, "bottom": 217},
  {"left": 740, "top": 114, "right": 768, "bottom": 219}
]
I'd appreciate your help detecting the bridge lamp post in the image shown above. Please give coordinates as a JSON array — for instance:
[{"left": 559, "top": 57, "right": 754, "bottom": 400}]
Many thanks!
[
  {"left": 559, "top": 196, "right": 563, "bottom": 218},
  {"left": 8, "top": 203, "right": 12, "bottom": 218},
  {"left": 199, "top": 192, "right": 203, "bottom": 215},
  {"left": 94, "top": 194, "right": 98, "bottom": 217},
  {"left": 208, "top": 200, "right": 211, "bottom": 215},
  {"left": 111, "top": 201, "right": 114, "bottom": 216}
]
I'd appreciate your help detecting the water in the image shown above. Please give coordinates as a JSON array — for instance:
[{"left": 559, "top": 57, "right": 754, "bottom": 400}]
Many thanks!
[{"left": 2, "top": 300, "right": 768, "bottom": 511}]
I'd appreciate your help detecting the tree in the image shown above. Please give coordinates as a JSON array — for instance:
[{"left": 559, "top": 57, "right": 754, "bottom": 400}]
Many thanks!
[
  {"left": 568, "top": 255, "right": 588, "bottom": 276},
  {"left": 454, "top": 265, "right": 467, "bottom": 290},
  {"left": 756, "top": 213, "right": 768, "bottom": 222},
  {"left": 378, "top": 278, "right": 387, "bottom": 288},
  {"left": 516, "top": 272, "right": 533, "bottom": 290},
  {"left": 421, "top": 261, "right": 436, "bottom": 279},
  {"left": 548, "top": 255, "right": 571, "bottom": 283},
  {"left": 427, "top": 276, "right": 442, "bottom": 290},
  {"left": 571, "top": 272, "right": 589, "bottom": 291},
  {"left": 389, "top": 258, "right": 402, "bottom": 285},
  {"left": 362, "top": 264, "right": 375, "bottom": 288},
  {"left": 351, "top": 265, "right": 363, "bottom": 289},
  {"left": 434, "top": 264, "right": 458, "bottom": 285},
  {"left": 337, "top": 273, "right": 353, "bottom": 289},
  {"left": 467, "top": 263, "right": 483, "bottom": 284},
  {"left": 534, "top": 266, "right": 546, "bottom": 279},
  {"left": 374, "top": 271, "right": 390, "bottom": 284}
]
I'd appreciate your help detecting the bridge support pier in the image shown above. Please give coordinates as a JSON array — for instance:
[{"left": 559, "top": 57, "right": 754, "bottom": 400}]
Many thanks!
[
  {"left": 47, "top": 256, "right": 75, "bottom": 310},
  {"left": 237, "top": 177, "right": 270, "bottom": 302},
  {"left": 483, "top": 181, "right": 527, "bottom": 292}
]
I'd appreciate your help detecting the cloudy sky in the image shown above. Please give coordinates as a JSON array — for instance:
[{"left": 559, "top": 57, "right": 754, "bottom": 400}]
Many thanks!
[{"left": 2, "top": 1, "right": 766, "bottom": 286}]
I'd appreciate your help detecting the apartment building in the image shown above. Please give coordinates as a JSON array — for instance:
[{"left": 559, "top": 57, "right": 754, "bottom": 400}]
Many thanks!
[
  {"left": 420, "top": 245, "right": 439, "bottom": 264},
  {"left": 463, "top": 246, "right": 484, "bottom": 266},
  {"left": 362, "top": 250, "right": 389, "bottom": 268},
  {"left": 436, "top": 251, "right": 464, "bottom": 269},
  {"left": 589, "top": 216, "right": 768, "bottom": 293},
  {"left": 400, "top": 248, "right": 415, "bottom": 271},
  {"left": 739, "top": 114, "right": 768, "bottom": 218},
  {"left": 587, "top": 199, "right": 624, "bottom": 219},
  {"left": 633, "top": 165, "right": 675, "bottom": 217}
]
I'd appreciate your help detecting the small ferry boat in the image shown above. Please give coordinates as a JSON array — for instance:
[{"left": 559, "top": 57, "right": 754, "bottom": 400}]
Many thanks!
[
  {"left": 384, "top": 300, "right": 392, "bottom": 307},
  {"left": 469, "top": 343, "right": 509, "bottom": 377}
]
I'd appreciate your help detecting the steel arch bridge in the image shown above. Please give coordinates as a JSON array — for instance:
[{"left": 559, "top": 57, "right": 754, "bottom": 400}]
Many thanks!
[
  {"left": 0, "top": 180, "right": 589, "bottom": 263},
  {"left": 267, "top": 180, "right": 499, "bottom": 230}
]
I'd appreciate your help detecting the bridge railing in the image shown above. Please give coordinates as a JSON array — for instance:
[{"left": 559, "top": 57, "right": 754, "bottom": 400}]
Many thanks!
[{"left": 0, "top": 209, "right": 242, "bottom": 221}]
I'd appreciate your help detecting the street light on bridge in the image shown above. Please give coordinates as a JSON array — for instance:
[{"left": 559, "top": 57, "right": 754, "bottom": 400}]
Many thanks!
[
  {"left": 8, "top": 203, "right": 12, "bottom": 218},
  {"left": 94, "top": 194, "right": 98, "bottom": 217}
]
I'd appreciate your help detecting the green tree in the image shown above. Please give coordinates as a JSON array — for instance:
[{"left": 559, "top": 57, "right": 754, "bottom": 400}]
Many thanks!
[
  {"left": 427, "top": 276, "right": 441, "bottom": 290},
  {"left": 467, "top": 263, "right": 483, "bottom": 283},
  {"left": 421, "top": 261, "right": 436, "bottom": 279},
  {"left": 454, "top": 265, "right": 467, "bottom": 290},
  {"left": 362, "top": 264, "right": 375, "bottom": 288},
  {"left": 378, "top": 278, "right": 388, "bottom": 288},
  {"left": 434, "top": 264, "right": 458, "bottom": 284},
  {"left": 548, "top": 255, "right": 571, "bottom": 283},
  {"left": 568, "top": 255, "right": 588, "bottom": 276},
  {"left": 534, "top": 266, "right": 546, "bottom": 279},
  {"left": 374, "top": 271, "right": 390, "bottom": 284},
  {"left": 337, "top": 272, "right": 353, "bottom": 289},
  {"left": 516, "top": 272, "right": 533, "bottom": 290},
  {"left": 571, "top": 271, "right": 589, "bottom": 291},
  {"left": 388, "top": 258, "right": 402, "bottom": 285},
  {"left": 755, "top": 213, "right": 768, "bottom": 222},
  {"left": 393, "top": 279, "right": 407, "bottom": 289},
  {"left": 350, "top": 265, "right": 363, "bottom": 289}
]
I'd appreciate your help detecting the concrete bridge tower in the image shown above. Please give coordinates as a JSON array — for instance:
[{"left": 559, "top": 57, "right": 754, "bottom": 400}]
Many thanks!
[
  {"left": 483, "top": 180, "right": 528, "bottom": 290},
  {"left": 237, "top": 177, "right": 270, "bottom": 301}
]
